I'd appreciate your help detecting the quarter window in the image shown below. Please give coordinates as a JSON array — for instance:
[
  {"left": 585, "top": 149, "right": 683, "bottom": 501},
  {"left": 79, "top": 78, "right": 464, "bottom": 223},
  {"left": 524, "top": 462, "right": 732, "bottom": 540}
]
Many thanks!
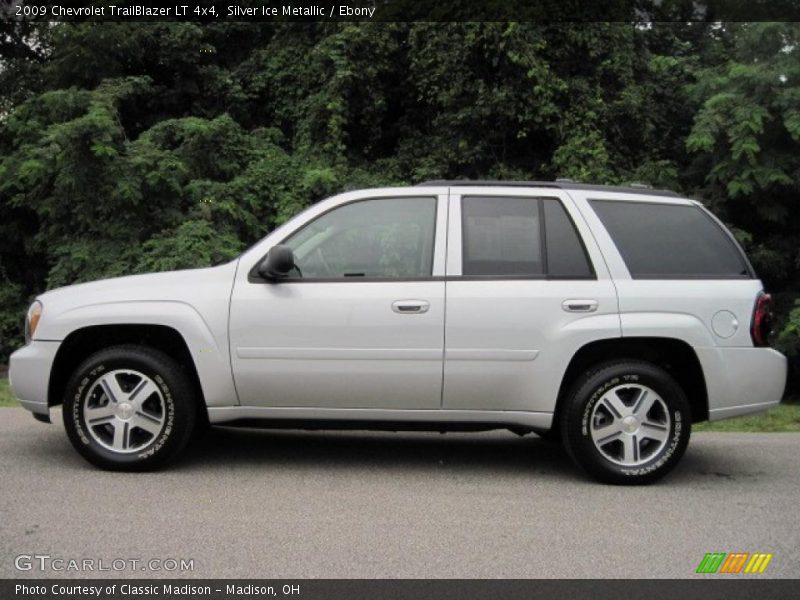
[
  {"left": 590, "top": 200, "right": 751, "bottom": 278},
  {"left": 283, "top": 197, "right": 437, "bottom": 279}
]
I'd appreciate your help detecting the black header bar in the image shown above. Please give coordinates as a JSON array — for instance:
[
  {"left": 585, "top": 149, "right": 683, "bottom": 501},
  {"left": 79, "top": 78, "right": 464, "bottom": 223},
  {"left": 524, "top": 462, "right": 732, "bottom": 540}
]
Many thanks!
[
  {"left": 3, "top": 579, "right": 800, "bottom": 600},
  {"left": 4, "top": 0, "right": 800, "bottom": 23}
]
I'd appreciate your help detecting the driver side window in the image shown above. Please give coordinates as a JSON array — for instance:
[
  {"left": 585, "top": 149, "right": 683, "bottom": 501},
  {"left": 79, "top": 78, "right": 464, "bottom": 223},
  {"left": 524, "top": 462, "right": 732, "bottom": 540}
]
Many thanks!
[{"left": 283, "top": 197, "right": 437, "bottom": 279}]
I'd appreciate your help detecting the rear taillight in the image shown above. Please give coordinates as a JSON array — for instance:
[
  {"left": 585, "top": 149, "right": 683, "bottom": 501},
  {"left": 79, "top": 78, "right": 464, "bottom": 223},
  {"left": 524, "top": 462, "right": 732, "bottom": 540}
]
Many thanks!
[{"left": 751, "top": 292, "right": 774, "bottom": 347}]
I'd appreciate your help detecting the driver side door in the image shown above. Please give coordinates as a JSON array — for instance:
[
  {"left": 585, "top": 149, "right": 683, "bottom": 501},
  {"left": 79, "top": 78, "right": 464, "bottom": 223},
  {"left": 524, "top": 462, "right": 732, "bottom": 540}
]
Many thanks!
[{"left": 229, "top": 192, "right": 448, "bottom": 409}]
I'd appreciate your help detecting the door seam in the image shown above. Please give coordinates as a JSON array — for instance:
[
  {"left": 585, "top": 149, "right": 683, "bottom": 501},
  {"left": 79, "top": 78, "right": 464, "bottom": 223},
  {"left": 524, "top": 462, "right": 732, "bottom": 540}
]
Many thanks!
[{"left": 440, "top": 188, "right": 450, "bottom": 408}]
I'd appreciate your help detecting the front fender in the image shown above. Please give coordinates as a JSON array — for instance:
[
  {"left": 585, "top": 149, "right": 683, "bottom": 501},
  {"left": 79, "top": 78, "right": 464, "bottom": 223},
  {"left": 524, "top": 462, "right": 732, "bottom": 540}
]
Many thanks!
[{"left": 39, "top": 301, "right": 237, "bottom": 407}]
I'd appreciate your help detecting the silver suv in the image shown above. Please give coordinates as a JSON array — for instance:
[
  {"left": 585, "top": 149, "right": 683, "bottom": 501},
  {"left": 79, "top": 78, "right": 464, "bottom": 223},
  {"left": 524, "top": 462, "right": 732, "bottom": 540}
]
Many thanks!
[{"left": 9, "top": 181, "right": 787, "bottom": 483}]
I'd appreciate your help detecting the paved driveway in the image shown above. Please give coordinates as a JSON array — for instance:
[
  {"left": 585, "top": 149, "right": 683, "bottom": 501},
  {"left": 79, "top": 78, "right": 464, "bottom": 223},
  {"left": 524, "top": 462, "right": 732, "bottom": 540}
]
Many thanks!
[{"left": 0, "top": 408, "right": 797, "bottom": 578}]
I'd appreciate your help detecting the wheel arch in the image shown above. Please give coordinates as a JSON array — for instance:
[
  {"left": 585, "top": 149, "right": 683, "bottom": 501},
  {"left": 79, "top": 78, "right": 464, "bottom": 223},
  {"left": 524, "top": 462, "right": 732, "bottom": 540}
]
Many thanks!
[{"left": 554, "top": 337, "right": 709, "bottom": 428}]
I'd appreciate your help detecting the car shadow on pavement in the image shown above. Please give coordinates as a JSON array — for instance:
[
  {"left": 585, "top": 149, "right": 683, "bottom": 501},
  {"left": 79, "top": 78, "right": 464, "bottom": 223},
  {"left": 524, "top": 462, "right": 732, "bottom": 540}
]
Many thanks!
[
  {"left": 675, "top": 443, "right": 770, "bottom": 483},
  {"left": 13, "top": 411, "right": 777, "bottom": 485},
  {"left": 176, "top": 427, "right": 783, "bottom": 486},
  {"left": 177, "top": 426, "right": 582, "bottom": 480}
]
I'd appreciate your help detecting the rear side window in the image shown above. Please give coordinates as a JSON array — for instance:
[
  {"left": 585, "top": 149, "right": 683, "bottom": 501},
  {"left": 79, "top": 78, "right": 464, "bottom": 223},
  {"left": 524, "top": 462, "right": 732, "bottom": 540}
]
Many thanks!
[
  {"left": 591, "top": 200, "right": 751, "bottom": 278},
  {"left": 461, "top": 196, "right": 593, "bottom": 278},
  {"left": 462, "top": 196, "right": 542, "bottom": 276}
]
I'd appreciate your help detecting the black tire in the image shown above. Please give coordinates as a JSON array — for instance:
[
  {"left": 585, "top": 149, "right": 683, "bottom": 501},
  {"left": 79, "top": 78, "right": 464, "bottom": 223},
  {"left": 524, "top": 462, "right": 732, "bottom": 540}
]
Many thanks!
[
  {"left": 560, "top": 360, "right": 691, "bottom": 485},
  {"left": 63, "top": 345, "right": 197, "bottom": 471}
]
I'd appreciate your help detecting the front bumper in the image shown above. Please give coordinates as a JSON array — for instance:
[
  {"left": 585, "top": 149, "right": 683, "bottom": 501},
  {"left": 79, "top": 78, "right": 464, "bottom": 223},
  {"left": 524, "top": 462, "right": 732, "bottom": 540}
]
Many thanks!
[
  {"left": 8, "top": 340, "right": 61, "bottom": 418},
  {"left": 695, "top": 346, "right": 788, "bottom": 421}
]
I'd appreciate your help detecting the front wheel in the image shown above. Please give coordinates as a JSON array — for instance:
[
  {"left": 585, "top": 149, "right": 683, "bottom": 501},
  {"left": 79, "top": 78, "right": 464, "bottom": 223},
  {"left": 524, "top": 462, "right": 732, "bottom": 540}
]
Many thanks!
[
  {"left": 63, "top": 345, "right": 197, "bottom": 471},
  {"left": 560, "top": 360, "right": 691, "bottom": 485}
]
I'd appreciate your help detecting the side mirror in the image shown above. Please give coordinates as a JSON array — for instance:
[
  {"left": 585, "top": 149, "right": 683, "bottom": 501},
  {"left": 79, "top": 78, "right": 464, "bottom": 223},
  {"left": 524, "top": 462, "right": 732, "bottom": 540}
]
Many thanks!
[{"left": 258, "top": 245, "right": 295, "bottom": 280}]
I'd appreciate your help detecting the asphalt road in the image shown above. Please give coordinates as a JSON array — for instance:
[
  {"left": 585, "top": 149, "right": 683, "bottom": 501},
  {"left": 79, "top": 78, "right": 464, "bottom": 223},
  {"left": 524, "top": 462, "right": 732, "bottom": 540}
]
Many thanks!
[{"left": 0, "top": 407, "right": 798, "bottom": 579}]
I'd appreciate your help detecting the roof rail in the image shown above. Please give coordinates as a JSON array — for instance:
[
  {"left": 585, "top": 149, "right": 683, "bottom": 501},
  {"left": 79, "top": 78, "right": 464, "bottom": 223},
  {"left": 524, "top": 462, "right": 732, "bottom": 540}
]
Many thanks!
[{"left": 414, "top": 179, "right": 680, "bottom": 198}]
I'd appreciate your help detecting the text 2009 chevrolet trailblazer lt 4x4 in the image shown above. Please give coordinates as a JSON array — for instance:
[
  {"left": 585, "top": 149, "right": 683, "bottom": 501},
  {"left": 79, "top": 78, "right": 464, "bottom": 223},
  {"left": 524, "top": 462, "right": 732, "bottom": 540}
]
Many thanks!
[{"left": 9, "top": 181, "right": 787, "bottom": 483}]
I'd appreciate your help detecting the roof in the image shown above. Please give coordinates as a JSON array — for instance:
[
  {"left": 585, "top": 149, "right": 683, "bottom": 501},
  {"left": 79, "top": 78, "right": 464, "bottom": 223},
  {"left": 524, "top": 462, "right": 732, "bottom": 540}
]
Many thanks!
[{"left": 414, "top": 180, "right": 682, "bottom": 198}]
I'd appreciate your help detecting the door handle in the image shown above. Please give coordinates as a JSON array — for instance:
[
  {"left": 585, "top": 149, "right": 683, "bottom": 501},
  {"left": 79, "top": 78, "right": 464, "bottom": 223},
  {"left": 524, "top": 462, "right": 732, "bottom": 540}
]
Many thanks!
[
  {"left": 562, "top": 299, "right": 598, "bottom": 313},
  {"left": 392, "top": 300, "right": 430, "bottom": 314}
]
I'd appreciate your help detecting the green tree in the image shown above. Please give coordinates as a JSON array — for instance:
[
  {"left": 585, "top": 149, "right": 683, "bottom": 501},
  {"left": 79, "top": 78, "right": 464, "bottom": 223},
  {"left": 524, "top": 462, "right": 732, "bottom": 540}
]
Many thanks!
[
  {"left": 686, "top": 23, "right": 800, "bottom": 338},
  {"left": 0, "top": 20, "right": 798, "bottom": 390}
]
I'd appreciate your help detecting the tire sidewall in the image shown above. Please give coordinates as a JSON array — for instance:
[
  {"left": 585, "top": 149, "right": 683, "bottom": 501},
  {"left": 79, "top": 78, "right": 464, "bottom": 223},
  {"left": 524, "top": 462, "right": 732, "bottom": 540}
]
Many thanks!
[
  {"left": 567, "top": 364, "right": 691, "bottom": 484},
  {"left": 63, "top": 349, "right": 191, "bottom": 469}
]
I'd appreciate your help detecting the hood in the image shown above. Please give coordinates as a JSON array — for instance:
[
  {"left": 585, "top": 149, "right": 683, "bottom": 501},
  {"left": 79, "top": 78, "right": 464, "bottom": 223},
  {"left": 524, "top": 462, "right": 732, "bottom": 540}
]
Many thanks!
[{"left": 35, "top": 261, "right": 239, "bottom": 327}]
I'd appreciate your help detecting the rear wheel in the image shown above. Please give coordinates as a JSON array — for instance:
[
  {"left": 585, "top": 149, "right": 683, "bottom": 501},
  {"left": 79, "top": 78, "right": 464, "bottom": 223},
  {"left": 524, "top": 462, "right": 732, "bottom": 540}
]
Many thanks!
[
  {"left": 560, "top": 360, "right": 691, "bottom": 484},
  {"left": 63, "top": 345, "right": 197, "bottom": 471}
]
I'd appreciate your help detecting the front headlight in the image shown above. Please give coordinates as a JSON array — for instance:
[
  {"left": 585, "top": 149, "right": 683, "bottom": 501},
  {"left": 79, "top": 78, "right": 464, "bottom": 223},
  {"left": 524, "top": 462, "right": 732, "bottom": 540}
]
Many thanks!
[{"left": 24, "top": 301, "right": 43, "bottom": 344}]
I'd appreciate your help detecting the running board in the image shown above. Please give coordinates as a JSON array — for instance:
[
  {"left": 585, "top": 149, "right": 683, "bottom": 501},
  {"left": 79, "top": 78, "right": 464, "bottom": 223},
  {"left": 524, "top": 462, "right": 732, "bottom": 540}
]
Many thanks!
[{"left": 207, "top": 406, "right": 553, "bottom": 433}]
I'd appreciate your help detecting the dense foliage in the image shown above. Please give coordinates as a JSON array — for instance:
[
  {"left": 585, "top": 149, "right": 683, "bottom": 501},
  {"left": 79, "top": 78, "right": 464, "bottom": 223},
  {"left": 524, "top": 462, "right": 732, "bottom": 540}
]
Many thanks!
[{"left": 0, "top": 21, "right": 798, "bottom": 388}]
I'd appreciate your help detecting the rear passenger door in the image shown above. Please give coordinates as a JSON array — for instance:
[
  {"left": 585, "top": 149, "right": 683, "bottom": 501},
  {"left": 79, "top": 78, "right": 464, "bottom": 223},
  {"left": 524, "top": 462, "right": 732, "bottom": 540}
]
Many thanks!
[{"left": 442, "top": 188, "right": 620, "bottom": 413}]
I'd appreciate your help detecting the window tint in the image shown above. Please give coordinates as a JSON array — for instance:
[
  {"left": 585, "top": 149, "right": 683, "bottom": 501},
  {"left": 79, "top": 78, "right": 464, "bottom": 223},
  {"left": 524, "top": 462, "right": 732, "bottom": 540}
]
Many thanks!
[
  {"left": 543, "top": 199, "right": 594, "bottom": 278},
  {"left": 284, "top": 197, "right": 436, "bottom": 279},
  {"left": 462, "top": 197, "right": 543, "bottom": 276},
  {"left": 461, "top": 196, "right": 594, "bottom": 278},
  {"left": 591, "top": 200, "right": 750, "bottom": 278}
]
